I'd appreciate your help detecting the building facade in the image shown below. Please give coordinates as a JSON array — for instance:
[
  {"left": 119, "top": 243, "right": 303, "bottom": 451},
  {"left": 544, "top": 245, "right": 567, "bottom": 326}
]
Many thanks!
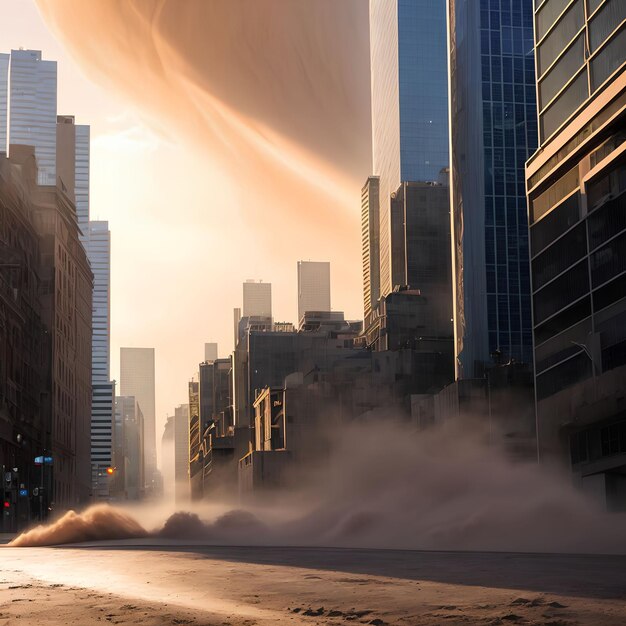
[
  {"left": 297, "top": 261, "right": 331, "bottom": 323},
  {"left": 526, "top": 0, "right": 626, "bottom": 508},
  {"left": 119, "top": 347, "right": 156, "bottom": 491},
  {"left": 3, "top": 50, "right": 57, "bottom": 186},
  {"left": 448, "top": 0, "right": 538, "bottom": 377},
  {"left": 0, "top": 153, "right": 51, "bottom": 531},
  {"left": 112, "top": 395, "right": 144, "bottom": 501},
  {"left": 242, "top": 280, "right": 272, "bottom": 318},
  {"left": 369, "top": 0, "right": 449, "bottom": 297},
  {"left": 361, "top": 176, "right": 381, "bottom": 320}
]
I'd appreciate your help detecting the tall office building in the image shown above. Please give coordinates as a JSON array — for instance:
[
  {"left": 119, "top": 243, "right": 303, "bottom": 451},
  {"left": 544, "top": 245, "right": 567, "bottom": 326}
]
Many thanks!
[
  {"left": 448, "top": 0, "right": 538, "bottom": 377},
  {"left": 369, "top": 0, "right": 449, "bottom": 297},
  {"left": 3, "top": 50, "right": 57, "bottom": 185},
  {"left": 87, "top": 221, "right": 114, "bottom": 498},
  {"left": 112, "top": 396, "right": 145, "bottom": 501},
  {"left": 174, "top": 404, "right": 190, "bottom": 503},
  {"left": 204, "top": 342, "right": 218, "bottom": 362},
  {"left": 56, "top": 115, "right": 90, "bottom": 239},
  {"left": 0, "top": 54, "right": 8, "bottom": 154},
  {"left": 297, "top": 261, "right": 331, "bottom": 322},
  {"left": 362, "top": 176, "right": 381, "bottom": 319},
  {"left": 120, "top": 347, "right": 156, "bottom": 489},
  {"left": 526, "top": 0, "right": 626, "bottom": 507},
  {"left": 242, "top": 280, "right": 272, "bottom": 318},
  {"left": 88, "top": 222, "right": 111, "bottom": 382}
]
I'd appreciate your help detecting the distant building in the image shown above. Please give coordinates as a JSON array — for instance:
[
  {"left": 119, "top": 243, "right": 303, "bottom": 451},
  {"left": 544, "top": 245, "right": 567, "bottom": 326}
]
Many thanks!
[
  {"left": 161, "top": 414, "right": 175, "bottom": 502},
  {"left": 188, "top": 377, "right": 201, "bottom": 499},
  {"left": 369, "top": 0, "right": 449, "bottom": 297},
  {"left": 174, "top": 403, "right": 190, "bottom": 503},
  {"left": 525, "top": 0, "right": 626, "bottom": 508},
  {"left": 113, "top": 396, "right": 144, "bottom": 501},
  {"left": 361, "top": 176, "right": 380, "bottom": 319},
  {"left": 447, "top": 0, "right": 537, "bottom": 377},
  {"left": 297, "top": 261, "right": 331, "bottom": 323},
  {"left": 243, "top": 279, "right": 271, "bottom": 318},
  {"left": 204, "top": 342, "right": 218, "bottom": 362},
  {"left": 56, "top": 115, "right": 89, "bottom": 240},
  {"left": 1, "top": 50, "right": 57, "bottom": 185},
  {"left": 120, "top": 347, "right": 156, "bottom": 492}
]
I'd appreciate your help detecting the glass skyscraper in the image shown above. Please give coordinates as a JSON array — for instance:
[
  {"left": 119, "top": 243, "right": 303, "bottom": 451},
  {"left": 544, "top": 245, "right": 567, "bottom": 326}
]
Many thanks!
[
  {"left": 448, "top": 0, "right": 538, "bottom": 378},
  {"left": 4, "top": 50, "right": 57, "bottom": 186},
  {"left": 369, "top": 0, "right": 449, "bottom": 297}
]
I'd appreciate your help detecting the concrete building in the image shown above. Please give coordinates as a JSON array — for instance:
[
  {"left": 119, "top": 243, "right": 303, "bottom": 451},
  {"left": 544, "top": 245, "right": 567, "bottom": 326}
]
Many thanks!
[
  {"left": 369, "top": 0, "right": 449, "bottom": 298},
  {"left": 447, "top": 0, "right": 538, "bottom": 377},
  {"left": 297, "top": 261, "right": 331, "bottom": 323},
  {"left": 16, "top": 145, "right": 93, "bottom": 509},
  {"left": 56, "top": 115, "right": 90, "bottom": 241},
  {"left": 112, "top": 396, "right": 144, "bottom": 501},
  {"left": 119, "top": 347, "right": 156, "bottom": 492},
  {"left": 525, "top": 0, "right": 626, "bottom": 509},
  {"left": 174, "top": 403, "right": 190, "bottom": 503},
  {"left": 204, "top": 342, "right": 218, "bottom": 362},
  {"left": 362, "top": 176, "right": 381, "bottom": 319},
  {"left": 188, "top": 377, "right": 201, "bottom": 499},
  {"left": 0, "top": 153, "right": 51, "bottom": 531},
  {"left": 161, "top": 414, "right": 175, "bottom": 502},
  {"left": 1, "top": 50, "right": 57, "bottom": 185},
  {"left": 242, "top": 280, "right": 271, "bottom": 318}
]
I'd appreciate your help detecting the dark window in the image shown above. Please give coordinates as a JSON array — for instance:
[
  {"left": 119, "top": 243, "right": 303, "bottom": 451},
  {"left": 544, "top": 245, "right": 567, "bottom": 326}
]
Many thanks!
[
  {"left": 531, "top": 191, "right": 580, "bottom": 255},
  {"left": 587, "top": 157, "right": 626, "bottom": 212},
  {"left": 534, "top": 296, "right": 591, "bottom": 344},
  {"left": 588, "top": 0, "right": 626, "bottom": 53},
  {"left": 538, "top": 34, "right": 585, "bottom": 110},
  {"left": 540, "top": 70, "right": 588, "bottom": 140},
  {"left": 590, "top": 230, "right": 626, "bottom": 287},
  {"left": 531, "top": 166, "right": 579, "bottom": 223},
  {"left": 532, "top": 222, "right": 587, "bottom": 289},
  {"left": 591, "top": 25, "right": 626, "bottom": 92},
  {"left": 537, "top": 0, "right": 584, "bottom": 76},
  {"left": 536, "top": 351, "right": 591, "bottom": 399},
  {"left": 593, "top": 272, "right": 626, "bottom": 311},
  {"left": 536, "top": 0, "right": 576, "bottom": 41},
  {"left": 533, "top": 259, "right": 589, "bottom": 324}
]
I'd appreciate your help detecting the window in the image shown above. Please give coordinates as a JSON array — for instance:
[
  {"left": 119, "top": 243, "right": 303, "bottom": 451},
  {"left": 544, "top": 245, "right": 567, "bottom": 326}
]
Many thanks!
[
  {"left": 540, "top": 70, "right": 588, "bottom": 140},
  {"left": 538, "top": 34, "right": 585, "bottom": 110},
  {"left": 590, "top": 24, "right": 626, "bottom": 92}
]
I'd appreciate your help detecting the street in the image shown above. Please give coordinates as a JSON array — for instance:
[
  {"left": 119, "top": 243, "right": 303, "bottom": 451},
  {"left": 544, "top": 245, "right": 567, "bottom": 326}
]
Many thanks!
[{"left": 1, "top": 541, "right": 625, "bottom": 625}]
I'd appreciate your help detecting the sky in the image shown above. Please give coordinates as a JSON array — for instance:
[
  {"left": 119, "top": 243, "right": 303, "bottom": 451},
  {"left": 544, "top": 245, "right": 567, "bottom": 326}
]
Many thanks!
[{"left": 1, "top": 0, "right": 371, "bottom": 463}]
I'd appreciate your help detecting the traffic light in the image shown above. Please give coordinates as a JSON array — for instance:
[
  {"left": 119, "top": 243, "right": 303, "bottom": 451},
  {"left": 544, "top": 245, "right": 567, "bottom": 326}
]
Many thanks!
[{"left": 3, "top": 500, "right": 10, "bottom": 509}]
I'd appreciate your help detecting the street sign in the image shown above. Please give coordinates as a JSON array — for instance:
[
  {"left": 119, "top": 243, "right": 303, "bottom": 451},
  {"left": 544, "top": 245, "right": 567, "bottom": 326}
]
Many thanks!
[
  {"left": 19, "top": 489, "right": 28, "bottom": 497},
  {"left": 34, "top": 456, "right": 53, "bottom": 465}
]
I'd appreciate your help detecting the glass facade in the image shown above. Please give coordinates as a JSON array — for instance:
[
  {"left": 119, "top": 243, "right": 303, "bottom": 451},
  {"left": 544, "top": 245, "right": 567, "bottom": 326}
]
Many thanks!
[
  {"left": 75, "top": 125, "right": 90, "bottom": 240},
  {"left": 0, "top": 54, "right": 8, "bottom": 155},
  {"left": 7, "top": 50, "right": 57, "bottom": 186},
  {"left": 535, "top": 0, "right": 626, "bottom": 143},
  {"left": 370, "top": 0, "right": 449, "bottom": 297},
  {"left": 449, "top": 0, "right": 538, "bottom": 377}
]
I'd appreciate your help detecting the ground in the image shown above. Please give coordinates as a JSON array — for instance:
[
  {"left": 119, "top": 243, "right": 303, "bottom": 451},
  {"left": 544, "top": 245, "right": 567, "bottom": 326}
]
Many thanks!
[{"left": 0, "top": 540, "right": 625, "bottom": 625}]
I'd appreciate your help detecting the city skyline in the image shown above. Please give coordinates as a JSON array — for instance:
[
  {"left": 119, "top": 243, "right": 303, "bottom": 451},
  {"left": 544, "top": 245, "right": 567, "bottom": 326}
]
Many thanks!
[{"left": 0, "top": 0, "right": 369, "bottom": 427}]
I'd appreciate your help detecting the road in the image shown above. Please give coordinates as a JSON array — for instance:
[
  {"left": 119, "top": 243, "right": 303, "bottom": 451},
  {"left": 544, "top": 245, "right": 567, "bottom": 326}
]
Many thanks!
[{"left": 1, "top": 540, "right": 625, "bottom": 625}]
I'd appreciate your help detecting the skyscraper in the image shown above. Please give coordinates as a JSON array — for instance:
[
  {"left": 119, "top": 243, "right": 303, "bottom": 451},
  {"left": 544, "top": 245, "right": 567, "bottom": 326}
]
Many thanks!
[
  {"left": 204, "top": 342, "right": 218, "bottom": 362},
  {"left": 369, "top": 0, "right": 449, "bottom": 297},
  {"left": 242, "top": 280, "right": 272, "bottom": 318},
  {"left": 4, "top": 50, "right": 57, "bottom": 185},
  {"left": 120, "top": 347, "right": 156, "bottom": 489},
  {"left": 56, "top": 115, "right": 90, "bottom": 239},
  {"left": 448, "top": 0, "right": 538, "bottom": 377},
  {"left": 0, "top": 54, "right": 8, "bottom": 154},
  {"left": 297, "top": 261, "right": 331, "bottom": 322},
  {"left": 361, "top": 176, "right": 381, "bottom": 319},
  {"left": 526, "top": 0, "right": 626, "bottom": 505}
]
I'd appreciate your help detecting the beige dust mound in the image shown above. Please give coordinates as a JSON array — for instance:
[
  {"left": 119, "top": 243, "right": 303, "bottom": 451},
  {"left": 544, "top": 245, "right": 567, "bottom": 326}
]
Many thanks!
[{"left": 7, "top": 504, "right": 148, "bottom": 547}]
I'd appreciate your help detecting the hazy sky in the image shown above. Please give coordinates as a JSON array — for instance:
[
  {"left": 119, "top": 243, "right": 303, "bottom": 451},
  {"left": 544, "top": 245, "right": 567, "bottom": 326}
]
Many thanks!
[{"left": 1, "top": 0, "right": 371, "bottom": 459}]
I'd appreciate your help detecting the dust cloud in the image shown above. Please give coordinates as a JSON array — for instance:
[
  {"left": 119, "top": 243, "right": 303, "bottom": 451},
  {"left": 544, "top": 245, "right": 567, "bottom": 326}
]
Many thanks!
[
  {"left": 8, "top": 504, "right": 148, "bottom": 547},
  {"left": 6, "top": 420, "right": 625, "bottom": 553},
  {"left": 35, "top": 0, "right": 371, "bottom": 247}
]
